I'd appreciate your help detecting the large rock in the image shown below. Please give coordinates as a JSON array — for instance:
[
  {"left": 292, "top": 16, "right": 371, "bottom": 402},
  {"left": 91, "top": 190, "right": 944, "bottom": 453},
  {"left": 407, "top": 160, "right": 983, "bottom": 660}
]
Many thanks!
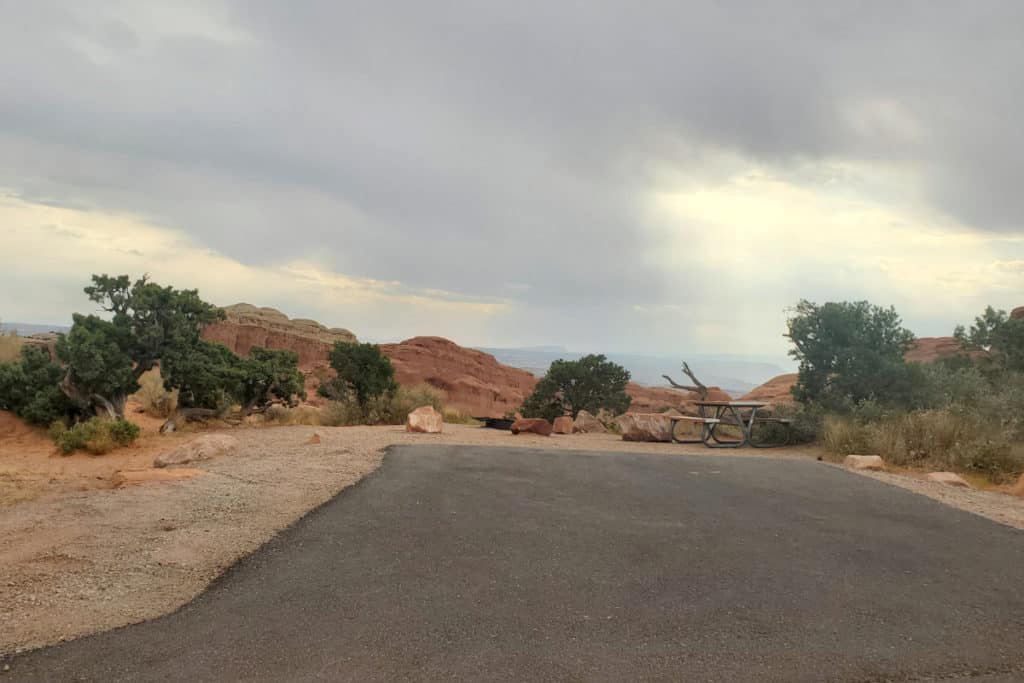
[
  {"left": 153, "top": 434, "right": 240, "bottom": 468},
  {"left": 925, "top": 472, "right": 972, "bottom": 488},
  {"left": 510, "top": 418, "right": 553, "bottom": 436},
  {"left": 552, "top": 416, "right": 574, "bottom": 434},
  {"left": 406, "top": 405, "right": 443, "bottom": 434},
  {"left": 573, "top": 410, "right": 607, "bottom": 433},
  {"left": 625, "top": 383, "right": 732, "bottom": 414},
  {"left": 379, "top": 337, "right": 537, "bottom": 418},
  {"left": 615, "top": 413, "right": 673, "bottom": 442},
  {"left": 843, "top": 454, "right": 884, "bottom": 471},
  {"left": 903, "top": 337, "right": 967, "bottom": 364}
]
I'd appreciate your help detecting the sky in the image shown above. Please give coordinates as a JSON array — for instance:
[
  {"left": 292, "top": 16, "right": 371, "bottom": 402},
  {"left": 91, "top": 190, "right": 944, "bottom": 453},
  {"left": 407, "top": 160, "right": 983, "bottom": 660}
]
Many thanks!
[{"left": 2, "top": 1, "right": 1023, "bottom": 366}]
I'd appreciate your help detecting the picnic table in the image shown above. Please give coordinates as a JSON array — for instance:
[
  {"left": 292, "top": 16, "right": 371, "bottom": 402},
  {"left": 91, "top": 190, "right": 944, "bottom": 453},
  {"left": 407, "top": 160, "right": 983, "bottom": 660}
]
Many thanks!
[{"left": 669, "top": 401, "right": 790, "bottom": 448}]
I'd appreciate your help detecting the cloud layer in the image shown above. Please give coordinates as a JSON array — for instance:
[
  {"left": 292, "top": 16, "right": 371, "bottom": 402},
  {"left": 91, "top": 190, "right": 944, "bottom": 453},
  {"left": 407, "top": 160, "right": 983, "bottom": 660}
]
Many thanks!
[{"left": 2, "top": 1, "right": 1023, "bottom": 360}]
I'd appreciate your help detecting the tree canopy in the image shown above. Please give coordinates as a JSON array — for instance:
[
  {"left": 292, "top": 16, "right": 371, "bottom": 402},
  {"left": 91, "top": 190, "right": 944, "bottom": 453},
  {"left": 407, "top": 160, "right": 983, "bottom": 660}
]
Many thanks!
[
  {"left": 0, "top": 346, "right": 74, "bottom": 425},
  {"left": 57, "top": 274, "right": 225, "bottom": 417},
  {"left": 955, "top": 306, "right": 1024, "bottom": 374},
  {"left": 520, "top": 354, "right": 631, "bottom": 421},
  {"left": 320, "top": 342, "right": 397, "bottom": 407},
  {"left": 786, "top": 299, "right": 917, "bottom": 409}
]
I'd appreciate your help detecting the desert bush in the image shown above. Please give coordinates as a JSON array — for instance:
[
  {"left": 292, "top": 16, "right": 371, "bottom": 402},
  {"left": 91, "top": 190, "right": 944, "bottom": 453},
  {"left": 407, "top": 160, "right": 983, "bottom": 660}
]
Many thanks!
[
  {"left": 521, "top": 354, "right": 631, "bottom": 420},
  {"left": 820, "top": 409, "right": 1022, "bottom": 482},
  {"left": 0, "top": 329, "right": 23, "bottom": 363},
  {"left": 318, "top": 385, "right": 445, "bottom": 427},
  {"left": 443, "top": 408, "right": 481, "bottom": 425},
  {"left": 51, "top": 418, "right": 140, "bottom": 455},
  {"left": 132, "top": 367, "right": 178, "bottom": 418},
  {"left": 320, "top": 399, "right": 364, "bottom": 427},
  {"left": 0, "top": 346, "right": 75, "bottom": 425},
  {"left": 319, "top": 342, "right": 397, "bottom": 407}
]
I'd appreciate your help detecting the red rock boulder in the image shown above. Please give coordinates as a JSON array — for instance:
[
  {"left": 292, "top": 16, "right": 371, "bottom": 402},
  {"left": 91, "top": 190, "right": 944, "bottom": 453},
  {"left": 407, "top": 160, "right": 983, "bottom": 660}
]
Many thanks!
[
  {"left": 406, "top": 405, "right": 444, "bottom": 434},
  {"left": 552, "top": 416, "right": 574, "bottom": 434},
  {"left": 510, "top": 418, "right": 553, "bottom": 436}
]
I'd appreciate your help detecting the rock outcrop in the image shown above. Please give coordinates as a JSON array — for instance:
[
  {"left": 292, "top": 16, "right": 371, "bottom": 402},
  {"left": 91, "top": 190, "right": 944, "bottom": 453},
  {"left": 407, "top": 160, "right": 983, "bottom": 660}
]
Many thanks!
[
  {"left": 203, "top": 303, "right": 357, "bottom": 370},
  {"left": 379, "top": 337, "right": 537, "bottom": 418},
  {"left": 406, "top": 405, "right": 444, "bottom": 434},
  {"left": 904, "top": 337, "right": 965, "bottom": 364},
  {"left": 740, "top": 373, "right": 798, "bottom": 405}
]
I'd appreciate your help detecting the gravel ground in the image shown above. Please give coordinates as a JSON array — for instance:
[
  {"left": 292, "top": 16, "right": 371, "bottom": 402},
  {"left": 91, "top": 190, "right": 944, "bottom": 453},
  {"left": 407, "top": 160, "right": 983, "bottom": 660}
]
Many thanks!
[{"left": 2, "top": 423, "right": 1023, "bottom": 656}]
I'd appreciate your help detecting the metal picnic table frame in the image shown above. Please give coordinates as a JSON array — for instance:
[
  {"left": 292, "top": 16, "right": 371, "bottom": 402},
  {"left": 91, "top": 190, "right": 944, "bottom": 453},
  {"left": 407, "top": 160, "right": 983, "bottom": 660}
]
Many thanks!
[{"left": 669, "top": 401, "right": 789, "bottom": 448}]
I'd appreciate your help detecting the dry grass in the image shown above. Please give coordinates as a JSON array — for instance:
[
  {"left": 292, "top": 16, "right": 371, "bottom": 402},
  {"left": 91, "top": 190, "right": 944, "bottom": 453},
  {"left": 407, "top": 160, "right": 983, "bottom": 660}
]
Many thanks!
[
  {"left": 0, "top": 333, "right": 23, "bottom": 363},
  {"left": 821, "top": 410, "right": 1024, "bottom": 483},
  {"left": 132, "top": 367, "right": 178, "bottom": 418}
]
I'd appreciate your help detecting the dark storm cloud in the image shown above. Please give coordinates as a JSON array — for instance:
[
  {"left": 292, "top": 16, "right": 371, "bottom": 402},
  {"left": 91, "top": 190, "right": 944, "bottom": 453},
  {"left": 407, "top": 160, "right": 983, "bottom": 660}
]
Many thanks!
[{"left": 1, "top": 0, "right": 1023, "bottom": 311}]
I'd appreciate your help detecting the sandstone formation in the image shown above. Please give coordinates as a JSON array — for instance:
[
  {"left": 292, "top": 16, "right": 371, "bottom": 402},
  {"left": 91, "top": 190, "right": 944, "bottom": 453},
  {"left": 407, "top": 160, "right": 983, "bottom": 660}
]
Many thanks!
[
  {"left": 626, "top": 383, "right": 732, "bottom": 415},
  {"left": 843, "top": 454, "right": 884, "bottom": 471},
  {"left": 552, "top": 416, "right": 574, "bottom": 434},
  {"left": 379, "top": 337, "right": 537, "bottom": 418},
  {"left": 510, "top": 418, "right": 553, "bottom": 436},
  {"left": 203, "top": 304, "right": 357, "bottom": 384},
  {"left": 925, "top": 472, "right": 972, "bottom": 488},
  {"left": 740, "top": 373, "right": 798, "bottom": 404},
  {"left": 406, "top": 405, "right": 444, "bottom": 434},
  {"left": 904, "top": 337, "right": 965, "bottom": 364},
  {"left": 153, "top": 434, "right": 240, "bottom": 468},
  {"left": 615, "top": 413, "right": 674, "bottom": 442}
]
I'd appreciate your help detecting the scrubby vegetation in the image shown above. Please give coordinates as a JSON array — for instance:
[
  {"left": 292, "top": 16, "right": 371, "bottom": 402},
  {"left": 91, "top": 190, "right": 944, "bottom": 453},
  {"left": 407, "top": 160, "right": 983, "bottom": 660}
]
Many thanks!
[
  {"left": 49, "top": 417, "right": 141, "bottom": 455},
  {"left": 0, "top": 324, "right": 23, "bottom": 363},
  {"left": 0, "top": 346, "right": 75, "bottom": 426},
  {"left": 787, "top": 300, "right": 1024, "bottom": 481},
  {"left": 321, "top": 384, "right": 444, "bottom": 427},
  {"left": 520, "top": 354, "right": 631, "bottom": 421}
]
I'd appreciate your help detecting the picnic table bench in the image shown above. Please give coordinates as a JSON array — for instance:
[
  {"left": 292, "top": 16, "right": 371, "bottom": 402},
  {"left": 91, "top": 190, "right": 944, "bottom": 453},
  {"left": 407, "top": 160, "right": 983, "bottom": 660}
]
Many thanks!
[{"left": 669, "top": 401, "right": 791, "bottom": 448}]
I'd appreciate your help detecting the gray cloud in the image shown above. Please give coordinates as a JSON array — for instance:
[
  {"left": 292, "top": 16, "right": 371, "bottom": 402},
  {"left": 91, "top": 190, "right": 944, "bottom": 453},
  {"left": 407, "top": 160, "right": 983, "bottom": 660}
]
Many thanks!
[{"left": 1, "top": 1, "right": 1023, "bottom": 354}]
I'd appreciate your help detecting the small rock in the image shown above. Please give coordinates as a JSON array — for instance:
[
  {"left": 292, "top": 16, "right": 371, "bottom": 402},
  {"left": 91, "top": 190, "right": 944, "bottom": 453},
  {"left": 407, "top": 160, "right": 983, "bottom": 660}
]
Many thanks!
[
  {"left": 153, "top": 434, "right": 239, "bottom": 468},
  {"left": 843, "top": 454, "right": 885, "bottom": 471},
  {"left": 406, "top": 405, "right": 443, "bottom": 434},
  {"left": 925, "top": 472, "right": 972, "bottom": 488},
  {"left": 305, "top": 432, "right": 322, "bottom": 445},
  {"left": 552, "top": 416, "right": 574, "bottom": 434}
]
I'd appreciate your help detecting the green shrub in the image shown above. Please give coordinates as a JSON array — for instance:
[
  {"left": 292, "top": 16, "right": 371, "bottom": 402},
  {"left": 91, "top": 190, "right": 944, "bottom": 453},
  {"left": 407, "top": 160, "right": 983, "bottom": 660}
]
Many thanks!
[
  {"left": 521, "top": 354, "right": 631, "bottom": 420},
  {"left": 52, "top": 418, "right": 140, "bottom": 455},
  {"left": 0, "top": 346, "right": 75, "bottom": 425},
  {"left": 319, "top": 342, "right": 397, "bottom": 407}
]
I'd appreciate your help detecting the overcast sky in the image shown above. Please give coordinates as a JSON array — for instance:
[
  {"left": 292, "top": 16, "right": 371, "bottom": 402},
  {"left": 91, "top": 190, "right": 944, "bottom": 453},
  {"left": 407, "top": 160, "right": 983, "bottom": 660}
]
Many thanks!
[{"left": 2, "top": 1, "right": 1023, "bottom": 364}]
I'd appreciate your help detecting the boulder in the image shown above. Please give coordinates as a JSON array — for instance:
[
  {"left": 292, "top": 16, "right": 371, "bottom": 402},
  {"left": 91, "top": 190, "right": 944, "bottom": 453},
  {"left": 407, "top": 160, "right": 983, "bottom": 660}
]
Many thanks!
[
  {"left": 573, "top": 410, "right": 607, "bottom": 434},
  {"left": 925, "top": 472, "right": 972, "bottom": 488},
  {"left": 406, "top": 405, "right": 444, "bottom": 434},
  {"left": 552, "top": 416, "right": 574, "bottom": 434},
  {"left": 153, "top": 434, "right": 240, "bottom": 468},
  {"left": 843, "top": 454, "right": 884, "bottom": 471},
  {"left": 111, "top": 468, "right": 204, "bottom": 487},
  {"left": 615, "top": 413, "right": 673, "bottom": 442},
  {"left": 510, "top": 418, "right": 553, "bottom": 436}
]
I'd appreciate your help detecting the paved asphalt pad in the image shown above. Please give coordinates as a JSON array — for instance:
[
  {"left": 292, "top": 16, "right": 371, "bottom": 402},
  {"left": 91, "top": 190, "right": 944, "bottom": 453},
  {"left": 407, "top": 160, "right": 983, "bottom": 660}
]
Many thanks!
[{"left": 8, "top": 446, "right": 1024, "bottom": 682}]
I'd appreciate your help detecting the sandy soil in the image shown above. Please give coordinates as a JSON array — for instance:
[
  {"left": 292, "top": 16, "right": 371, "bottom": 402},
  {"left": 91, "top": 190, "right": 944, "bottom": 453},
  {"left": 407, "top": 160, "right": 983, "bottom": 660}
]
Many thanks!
[{"left": 2, "top": 419, "right": 1024, "bottom": 656}]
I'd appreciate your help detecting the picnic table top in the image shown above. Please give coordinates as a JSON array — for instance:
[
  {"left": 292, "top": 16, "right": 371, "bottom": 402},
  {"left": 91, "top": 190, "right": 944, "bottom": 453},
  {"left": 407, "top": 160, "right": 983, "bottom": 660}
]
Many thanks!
[{"left": 694, "top": 400, "right": 769, "bottom": 408}]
